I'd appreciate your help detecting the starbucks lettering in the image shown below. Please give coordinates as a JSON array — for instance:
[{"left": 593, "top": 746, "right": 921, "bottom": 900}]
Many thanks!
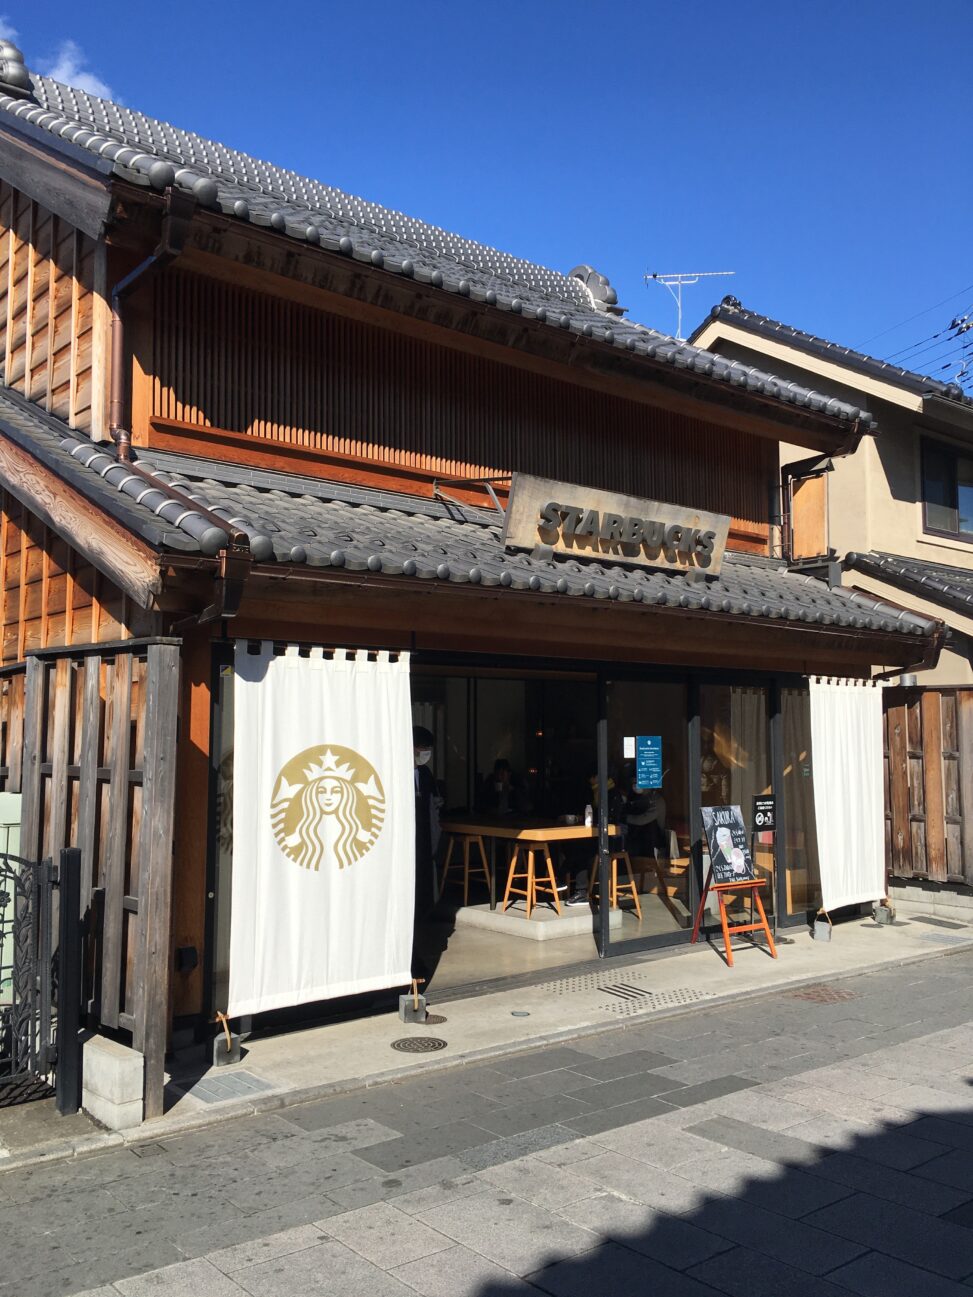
[{"left": 502, "top": 473, "right": 731, "bottom": 575}]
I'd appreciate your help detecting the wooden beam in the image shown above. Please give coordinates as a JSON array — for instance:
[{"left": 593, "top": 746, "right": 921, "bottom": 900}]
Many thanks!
[
  {"left": 0, "top": 430, "right": 162, "bottom": 608},
  {"left": 230, "top": 574, "right": 909, "bottom": 674},
  {"left": 0, "top": 123, "right": 113, "bottom": 240}
]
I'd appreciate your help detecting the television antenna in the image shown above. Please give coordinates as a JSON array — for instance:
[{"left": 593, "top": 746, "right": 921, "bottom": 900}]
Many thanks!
[{"left": 645, "top": 270, "right": 736, "bottom": 341}]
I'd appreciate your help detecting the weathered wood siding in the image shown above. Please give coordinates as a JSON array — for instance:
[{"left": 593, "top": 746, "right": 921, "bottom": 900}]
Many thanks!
[
  {"left": 135, "top": 270, "right": 775, "bottom": 551},
  {"left": 0, "top": 180, "right": 106, "bottom": 435},
  {"left": 885, "top": 687, "right": 973, "bottom": 885},
  {"left": 19, "top": 641, "right": 180, "bottom": 1118},
  {"left": 0, "top": 489, "right": 156, "bottom": 661}
]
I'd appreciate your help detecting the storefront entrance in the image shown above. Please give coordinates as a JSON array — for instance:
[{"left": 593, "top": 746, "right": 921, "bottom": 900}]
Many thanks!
[
  {"left": 408, "top": 659, "right": 822, "bottom": 994},
  {"left": 206, "top": 645, "right": 824, "bottom": 1019}
]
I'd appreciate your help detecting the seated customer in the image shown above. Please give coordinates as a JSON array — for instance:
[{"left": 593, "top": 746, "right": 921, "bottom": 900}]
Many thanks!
[{"left": 478, "top": 759, "right": 530, "bottom": 816}]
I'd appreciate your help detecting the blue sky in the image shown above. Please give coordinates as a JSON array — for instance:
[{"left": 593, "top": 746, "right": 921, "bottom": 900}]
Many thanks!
[{"left": 11, "top": 3, "right": 973, "bottom": 383}]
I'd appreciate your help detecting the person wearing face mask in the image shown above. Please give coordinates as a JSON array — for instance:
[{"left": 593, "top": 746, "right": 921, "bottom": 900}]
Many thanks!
[{"left": 412, "top": 726, "right": 438, "bottom": 978}]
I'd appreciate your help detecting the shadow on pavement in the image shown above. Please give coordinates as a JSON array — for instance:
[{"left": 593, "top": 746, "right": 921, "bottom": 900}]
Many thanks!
[{"left": 469, "top": 1081, "right": 973, "bottom": 1295}]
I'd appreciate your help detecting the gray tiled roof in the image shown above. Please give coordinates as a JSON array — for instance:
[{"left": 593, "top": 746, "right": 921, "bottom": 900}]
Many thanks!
[
  {"left": 692, "top": 297, "right": 973, "bottom": 409},
  {"left": 0, "top": 71, "right": 875, "bottom": 430},
  {"left": 0, "top": 387, "right": 935, "bottom": 638},
  {"left": 845, "top": 551, "right": 973, "bottom": 619}
]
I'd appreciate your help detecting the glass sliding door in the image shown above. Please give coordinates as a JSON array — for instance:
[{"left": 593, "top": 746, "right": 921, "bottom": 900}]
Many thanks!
[
  {"left": 780, "top": 686, "right": 821, "bottom": 920},
  {"left": 604, "top": 677, "right": 693, "bottom": 948},
  {"left": 699, "top": 684, "right": 774, "bottom": 919}
]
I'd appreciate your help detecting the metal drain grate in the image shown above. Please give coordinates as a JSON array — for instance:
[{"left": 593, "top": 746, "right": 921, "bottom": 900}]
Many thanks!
[
  {"left": 424, "top": 1013, "right": 447, "bottom": 1025},
  {"left": 911, "top": 914, "right": 968, "bottom": 930},
  {"left": 918, "top": 933, "right": 971, "bottom": 946},
  {"left": 537, "top": 968, "right": 654, "bottom": 996},
  {"left": 601, "top": 983, "right": 653, "bottom": 1002},
  {"left": 788, "top": 984, "right": 858, "bottom": 1004},
  {"left": 599, "top": 987, "right": 713, "bottom": 1015},
  {"left": 390, "top": 1037, "right": 447, "bottom": 1053}
]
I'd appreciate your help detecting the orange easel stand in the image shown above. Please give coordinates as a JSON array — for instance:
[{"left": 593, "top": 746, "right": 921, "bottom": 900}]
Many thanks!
[{"left": 691, "top": 869, "right": 777, "bottom": 968}]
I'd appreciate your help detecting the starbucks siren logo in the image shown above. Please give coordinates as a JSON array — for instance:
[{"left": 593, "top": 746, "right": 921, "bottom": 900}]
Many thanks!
[{"left": 271, "top": 745, "right": 385, "bottom": 871}]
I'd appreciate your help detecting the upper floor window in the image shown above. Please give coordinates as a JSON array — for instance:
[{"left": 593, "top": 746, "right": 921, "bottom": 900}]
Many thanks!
[{"left": 922, "top": 438, "right": 973, "bottom": 541}]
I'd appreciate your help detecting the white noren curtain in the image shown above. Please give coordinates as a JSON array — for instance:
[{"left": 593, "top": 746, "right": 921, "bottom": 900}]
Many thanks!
[
  {"left": 809, "top": 678, "right": 885, "bottom": 912},
  {"left": 228, "top": 643, "right": 415, "bottom": 1016}
]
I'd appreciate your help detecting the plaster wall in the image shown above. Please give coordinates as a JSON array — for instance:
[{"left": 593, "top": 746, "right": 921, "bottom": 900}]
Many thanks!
[{"left": 706, "top": 335, "right": 973, "bottom": 568}]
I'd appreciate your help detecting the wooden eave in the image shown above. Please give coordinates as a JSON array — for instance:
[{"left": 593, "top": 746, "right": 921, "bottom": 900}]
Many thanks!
[
  {"left": 0, "top": 428, "right": 164, "bottom": 608},
  {"left": 0, "top": 118, "right": 113, "bottom": 240},
  {"left": 226, "top": 565, "right": 934, "bottom": 674},
  {"left": 106, "top": 179, "right": 861, "bottom": 456}
]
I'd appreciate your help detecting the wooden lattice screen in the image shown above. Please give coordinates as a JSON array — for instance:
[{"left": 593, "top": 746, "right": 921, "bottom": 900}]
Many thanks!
[
  {"left": 18, "top": 638, "right": 181, "bottom": 1117},
  {"left": 885, "top": 686, "right": 973, "bottom": 886}
]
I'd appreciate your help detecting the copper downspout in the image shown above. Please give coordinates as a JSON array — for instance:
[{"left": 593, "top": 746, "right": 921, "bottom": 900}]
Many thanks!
[{"left": 109, "top": 188, "right": 196, "bottom": 462}]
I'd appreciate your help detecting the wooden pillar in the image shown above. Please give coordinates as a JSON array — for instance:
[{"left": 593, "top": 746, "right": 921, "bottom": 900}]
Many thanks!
[
  {"left": 171, "top": 628, "right": 213, "bottom": 1020},
  {"left": 133, "top": 643, "right": 180, "bottom": 1120}
]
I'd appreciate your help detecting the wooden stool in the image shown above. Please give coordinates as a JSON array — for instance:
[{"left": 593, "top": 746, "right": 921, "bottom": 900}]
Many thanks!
[
  {"left": 502, "top": 842, "right": 562, "bottom": 918},
  {"left": 590, "top": 848, "right": 642, "bottom": 920},
  {"left": 439, "top": 833, "right": 492, "bottom": 906}
]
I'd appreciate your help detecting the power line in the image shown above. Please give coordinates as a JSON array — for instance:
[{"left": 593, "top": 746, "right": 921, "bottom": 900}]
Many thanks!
[
  {"left": 885, "top": 312, "right": 973, "bottom": 369},
  {"left": 856, "top": 280, "right": 973, "bottom": 350},
  {"left": 885, "top": 305, "right": 972, "bottom": 363}
]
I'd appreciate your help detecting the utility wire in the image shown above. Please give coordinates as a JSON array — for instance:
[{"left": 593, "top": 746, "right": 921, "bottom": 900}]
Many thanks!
[
  {"left": 858, "top": 281, "right": 973, "bottom": 350},
  {"left": 886, "top": 314, "right": 973, "bottom": 370},
  {"left": 886, "top": 315, "right": 971, "bottom": 364}
]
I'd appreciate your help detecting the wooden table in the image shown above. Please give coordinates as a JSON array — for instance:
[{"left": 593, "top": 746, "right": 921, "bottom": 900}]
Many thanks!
[{"left": 439, "top": 819, "right": 618, "bottom": 918}]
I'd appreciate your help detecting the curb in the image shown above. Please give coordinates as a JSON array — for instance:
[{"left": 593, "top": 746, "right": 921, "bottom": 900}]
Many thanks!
[{"left": 1, "top": 936, "right": 971, "bottom": 1175}]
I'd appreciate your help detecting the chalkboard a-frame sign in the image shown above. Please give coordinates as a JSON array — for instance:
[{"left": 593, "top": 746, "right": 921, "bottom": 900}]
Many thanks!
[{"left": 701, "top": 805, "right": 756, "bottom": 885}]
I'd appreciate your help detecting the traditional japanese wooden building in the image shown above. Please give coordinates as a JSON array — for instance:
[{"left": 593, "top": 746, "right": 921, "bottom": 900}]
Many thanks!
[{"left": 0, "top": 45, "right": 943, "bottom": 1119}]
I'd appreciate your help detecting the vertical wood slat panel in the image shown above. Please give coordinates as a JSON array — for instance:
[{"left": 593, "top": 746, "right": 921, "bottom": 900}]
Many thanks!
[
  {"left": 887, "top": 698, "right": 913, "bottom": 877},
  {"left": 46, "top": 656, "right": 71, "bottom": 862},
  {"left": 20, "top": 654, "right": 45, "bottom": 864},
  {"left": 1, "top": 668, "right": 24, "bottom": 792},
  {"left": 921, "top": 691, "right": 946, "bottom": 883},
  {"left": 146, "top": 270, "right": 774, "bottom": 541},
  {"left": 76, "top": 655, "right": 101, "bottom": 905},
  {"left": 958, "top": 691, "right": 973, "bottom": 887},
  {"left": 101, "top": 653, "right": 132, "bottom": 1028},
  {"left": 133, "top": 643, "right": 180, "bottom": 1120}
]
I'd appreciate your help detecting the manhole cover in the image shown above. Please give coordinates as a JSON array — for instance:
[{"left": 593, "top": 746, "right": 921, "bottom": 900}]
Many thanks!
[
  {"left": 788, "top": 984, "right": 858, "bottom": 1003},
  {"left": 424, "top": 1013, "right": 447, "bottom": 1025},
  {"left": 391, "top": 1037, "right": 447, "bottom": 1053}
]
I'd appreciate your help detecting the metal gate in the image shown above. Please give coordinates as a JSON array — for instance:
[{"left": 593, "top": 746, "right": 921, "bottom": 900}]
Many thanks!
[{"left": 0, "top": 847, "right": 81, "bottom": 1110}]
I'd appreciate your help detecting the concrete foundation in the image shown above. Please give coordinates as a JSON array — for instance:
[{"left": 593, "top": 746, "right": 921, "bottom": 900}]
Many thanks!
[
  {"left": 454, "top": 901, "right": 624, "bottom": 941},
  {"left": 890, "top": 877, "right": 973, "bottom": 926},
  {"left": 82, "top": 1035, "right": 144, "bottom": 1131}
]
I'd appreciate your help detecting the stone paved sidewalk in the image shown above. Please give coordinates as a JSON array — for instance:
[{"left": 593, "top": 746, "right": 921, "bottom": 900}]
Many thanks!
[{"left": 2, "top": 948, "right": 973, "bottom": 1296}]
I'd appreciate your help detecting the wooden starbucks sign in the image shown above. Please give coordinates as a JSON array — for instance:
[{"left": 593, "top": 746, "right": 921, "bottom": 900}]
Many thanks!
[{"left": 501, "top": 474, "right": 731, "bottom": 575}]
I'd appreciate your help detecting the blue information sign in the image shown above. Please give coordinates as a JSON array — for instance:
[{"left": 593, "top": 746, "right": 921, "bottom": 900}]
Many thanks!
[{"left": 635, "top": 735, "right": 663, "bottom": 789}]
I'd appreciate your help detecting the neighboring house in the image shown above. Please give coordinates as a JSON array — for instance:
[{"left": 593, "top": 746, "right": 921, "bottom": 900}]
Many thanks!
[
  {"left": 0, "top": 45, "right": 939, "bottom": 1119},
  {"left": 691, "top": 298, "right": 973, "bottom": 908}
]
